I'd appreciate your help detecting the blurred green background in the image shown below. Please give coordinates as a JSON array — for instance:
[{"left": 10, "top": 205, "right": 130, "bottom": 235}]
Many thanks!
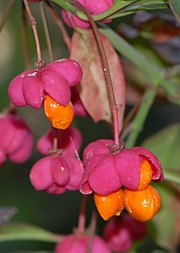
[{"left": 0, "top": 1, "right": 180, "bottom": 252}]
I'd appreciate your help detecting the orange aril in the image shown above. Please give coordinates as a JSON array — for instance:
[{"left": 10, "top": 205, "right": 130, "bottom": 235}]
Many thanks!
[
  {"left": 94, "top": 189, "right": 124, "bottom": 221},
  {"left": 124, "top": 185, "right": 161, "bottom": 222},
  {"left": 138, "top": 160, "right": 153, "bottom": 190},
  {"left": 44, "top": 95, "right": 74, "bottom": 130}
]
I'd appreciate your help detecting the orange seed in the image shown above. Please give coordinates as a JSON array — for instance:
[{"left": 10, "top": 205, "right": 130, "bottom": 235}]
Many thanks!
[
  {"left": 138, "top": 160, "right": 153, "bottom": 190},
  {"left": 94, "top": 189, "right": 124, "bottom": 221},
  {"left": 44, "top": 95, "right": 74, "bottom": 130},
  {"left": 124, "top": 185, "right": 161, "bottom": 222}
]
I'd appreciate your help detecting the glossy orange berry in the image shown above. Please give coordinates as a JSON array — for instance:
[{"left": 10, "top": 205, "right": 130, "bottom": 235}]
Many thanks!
[
  {"left": 94, "top": 189, "right": 124, "bottom": 221},
  {"left": 138, "top": 160, "right": 153, "bottom": 190},
  {"left": 124, "top": 185, "right": 161, "bottom": 222},
  {"left": 44, "top": 95, "right": 74, "bottom": 130}
]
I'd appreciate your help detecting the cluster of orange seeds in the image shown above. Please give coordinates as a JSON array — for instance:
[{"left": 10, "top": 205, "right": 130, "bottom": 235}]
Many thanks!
[
  {"left": 44, "top": 95, "right": 74, "bottom": 130},
  {"left": 94, "top": 160, "right": 161, "bottom": 222}
]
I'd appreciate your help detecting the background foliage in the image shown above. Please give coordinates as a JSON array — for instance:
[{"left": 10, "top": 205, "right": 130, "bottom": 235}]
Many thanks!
[{"left": 0, "top": 0, "right": 179, "bottom": 252}]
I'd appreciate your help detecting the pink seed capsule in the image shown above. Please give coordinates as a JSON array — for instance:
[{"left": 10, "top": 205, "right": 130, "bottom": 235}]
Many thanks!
[{"left": 55, "top": 234, "right": 111, "bottom": 253}]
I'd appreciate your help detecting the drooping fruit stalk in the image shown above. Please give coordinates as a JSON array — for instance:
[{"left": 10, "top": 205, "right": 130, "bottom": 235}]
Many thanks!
[
  {"left": 23, "top": 0, "right": 44, "bottom": 68},
  {"left": 72, "top": 1, "right": 120, "bottom": 146}
]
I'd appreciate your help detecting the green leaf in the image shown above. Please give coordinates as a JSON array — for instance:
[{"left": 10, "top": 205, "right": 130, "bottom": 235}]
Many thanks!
[
  {"left": 111, "top": 0, "right": 169, "bottom": 19},
  {"left": 125, "top": 0, "right": 168, "bottom": 10},
  {"left": 51, "top": 0, "right": 77, "bottom": 12},
  {"left": 142, "top": 124, "right": 180, "bottom": 184},
  {"left": 0, "top": 222, "right": 61, "bottom": 242},
  {"left": 149, "top": 184, "right": 180, "bottom": 250},
  {"left": 169, "top": 0, "right": 180, "bottom": 22}
]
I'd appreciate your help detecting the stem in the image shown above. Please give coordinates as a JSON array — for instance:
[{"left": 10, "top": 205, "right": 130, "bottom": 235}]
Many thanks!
[
  {"left": 123, "top": 101, "right": 140, "bottom": 131},
  {"left": 53, "top": 128, "right": 58, "bottom": 150},
  {"left": 0, "top": 0, "right": 15, "bottom": 32},
  {"left": 112, "top": 108, "right": 120, "bottom": 145},
  {"left": 164, "top": 171, "right": 180, "bottom": 185},
  {"left": 69, "top": 136, "right": 81, "bottom": 160},
  {"left": 23, "top": 0, "right": 44, "bottom": 67},
  {"left": 86, "top": 211, "right": 97, "bottom": 253},
  {"left": 45, "top": 0, "right": 71, "bottom": 51},
  {"left": 21, "top": 1, "right": 31, "bottom": 69},
  {"left": 72, "top": 1, "right": 120, "bottom": 145},
  {"left": 126, "top": 88, "right": 157, "bottom": 148},
  {"left": 120, "top": 101, "right": 140, "bottom": 140},
  {"left": 39, "top": 1, "right": 54, "bottom": 62},
  {"left": 78, "top": 195, "right": 88, "bottom": 234}
]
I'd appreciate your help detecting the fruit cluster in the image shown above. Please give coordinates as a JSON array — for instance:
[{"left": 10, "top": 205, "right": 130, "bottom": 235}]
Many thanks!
[
  {"left": 6, "top": 56, "right": 86, "bottom": 194},
  {"left": 94, "top": 185, "right": 161, "bottom": 222},
  {"left": 8, "top": 58, "right": 83, "bottom": 129},
  {"left": 1, "top": 1, "right": 165, "bottom": 252},
  {"left": 30, "top": 126, "right": 84, "bottom": 194},
  {"left": 80, "top": 139, "right": 163, "bottom": 221},
  {"left": 6, "top": 24, "right": 163, "bottom": 226}
]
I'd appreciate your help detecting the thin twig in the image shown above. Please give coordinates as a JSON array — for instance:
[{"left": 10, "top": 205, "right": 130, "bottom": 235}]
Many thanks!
[
  {"left": 78, "top": 195, "right": 88, "bottom": 234},
  {"left": 72, "top": 1, "right": 120, "bottom": 145},
  {"left": 48, "top": 128, "right": 64, "bottom": 155},
  {"left": 122, "top": 101, "right": 140, "bottom": 131},
  {"left": 39, "top": 1, "right": 54, "bottom": 62},
  {"left": 0, "top": 0, "right": 15, "bottom": 32},
  {"left": 69, "top": 136, "right": 81, "bottom": 160},
  {"left": 44, "top": 0, "right": 71, "bottom": 52},
  {"left": 21, "top": 1, "right": 31, "bottom": 69},
  {"left": 69, "top": 136, "right": 87, "bottom": 234},
  {"left": 23, "top": 0, "right": 44, "bottom": 68},
  {"left": 121, "top": 100, "right": 140, "bottom": 140},
  {"left": 53, "top": 128, "right": 58, "bottom": 150},
  {"left": 86, "top": 211, "right": 97, "bottom": 253}
]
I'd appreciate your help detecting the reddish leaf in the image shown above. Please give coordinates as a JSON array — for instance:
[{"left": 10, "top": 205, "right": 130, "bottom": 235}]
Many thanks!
[{"left": 70, "top": 30, "right": 126, "bottom": 132}]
